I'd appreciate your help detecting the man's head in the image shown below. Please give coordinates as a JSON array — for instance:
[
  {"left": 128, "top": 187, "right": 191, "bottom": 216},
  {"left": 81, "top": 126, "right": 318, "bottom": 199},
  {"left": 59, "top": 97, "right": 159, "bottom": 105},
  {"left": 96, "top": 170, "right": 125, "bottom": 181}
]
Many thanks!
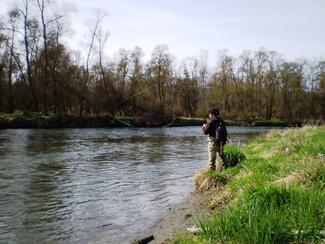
[{"left": 208, "top": 107, "right": 219, "bottom": 117}]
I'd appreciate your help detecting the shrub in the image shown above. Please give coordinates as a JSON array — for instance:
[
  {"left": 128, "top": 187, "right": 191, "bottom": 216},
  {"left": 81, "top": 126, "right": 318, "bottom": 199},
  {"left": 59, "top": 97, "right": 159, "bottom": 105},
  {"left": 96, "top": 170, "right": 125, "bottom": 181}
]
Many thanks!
[{"left": 225, "top": 145, "right": 246, "bottom": 167}]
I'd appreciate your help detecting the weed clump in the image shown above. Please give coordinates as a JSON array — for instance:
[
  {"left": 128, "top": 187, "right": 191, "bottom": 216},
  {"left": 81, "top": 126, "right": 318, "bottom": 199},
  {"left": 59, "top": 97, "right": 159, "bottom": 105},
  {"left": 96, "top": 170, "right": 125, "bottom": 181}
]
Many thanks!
[
  {"left": 195, "top": 170, "right": 227, "bottom": 193},
  {"left": 265, "top": 129, "right": 283, "bottom": 139},
  {"left": 224, "top": 145, "right": 246, "bottom": 167}
]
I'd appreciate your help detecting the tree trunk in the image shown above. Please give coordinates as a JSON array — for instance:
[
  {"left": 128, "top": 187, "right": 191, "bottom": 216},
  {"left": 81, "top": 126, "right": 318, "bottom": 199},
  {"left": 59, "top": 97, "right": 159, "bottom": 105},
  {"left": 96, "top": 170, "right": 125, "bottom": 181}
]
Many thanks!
[{"left": 23, "top": 0, "right": 39, "bottom": 111}]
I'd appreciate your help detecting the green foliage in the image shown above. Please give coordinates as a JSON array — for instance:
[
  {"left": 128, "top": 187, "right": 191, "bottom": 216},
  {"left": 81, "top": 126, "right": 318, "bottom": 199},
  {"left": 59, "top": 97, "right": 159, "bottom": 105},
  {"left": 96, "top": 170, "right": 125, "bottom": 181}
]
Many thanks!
[
  {"left": 224, "top": 145, "right": 246, "bottom": 167},
  {"left": 203, "top": 169, "right": 227, "bottom": 180},
  {"left": 0, "top": 110, "right": 24, "bottom": 119},
  {"left": 0, "top": 113, "right": 10, "bottom": 119},
  {"left": 12, "top": 110, "right": 24, "bottom": 117},
  {"left": 0, "top": 110, "right": 44, "bottom": 119},
  {"left": 114, "top": 116, "right": 136, "bottom": 125}
]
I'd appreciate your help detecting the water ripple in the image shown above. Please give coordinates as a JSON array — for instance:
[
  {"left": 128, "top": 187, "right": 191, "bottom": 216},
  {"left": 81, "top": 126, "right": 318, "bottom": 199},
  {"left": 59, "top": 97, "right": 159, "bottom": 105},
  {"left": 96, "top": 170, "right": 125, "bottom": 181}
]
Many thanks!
[{"left": 0, "top": 126, "right": 275, "bottom": 243}]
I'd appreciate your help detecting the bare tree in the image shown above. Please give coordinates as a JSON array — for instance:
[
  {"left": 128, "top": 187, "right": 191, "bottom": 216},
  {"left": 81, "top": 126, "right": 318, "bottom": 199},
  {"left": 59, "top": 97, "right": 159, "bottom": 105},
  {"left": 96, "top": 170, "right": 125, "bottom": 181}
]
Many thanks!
[
  {"left": 78, "top": 11, "right": 105, "bottom": 116},
  {"left": 113, "top": 48, "right": 130, "bottom": 114},
  {"left": 94, "top": 22, "right": 110, "bottom": 112},
  {"left": 148, "top": 44, "right": 173, "bottom": 113},
  {"left": 128, "top": 46, "right": 144, "bottom": 114},
  {"left": 0, "top": 34, "right": 5, "bottom": 111},
  {"left": 177, "top": 57, "right": 200, "bottom": 117},
  {"left": 265, "top": 51, "right": 282, "bottom": 119},
  {"left": 19, "top": 0, "right": 39, "bottom": 110},
  {"left": 36, "top": 0, "right": 65, "bottom": 114},
  {"left": 0, "top": 9, "right": 21, "bottom": 113}
]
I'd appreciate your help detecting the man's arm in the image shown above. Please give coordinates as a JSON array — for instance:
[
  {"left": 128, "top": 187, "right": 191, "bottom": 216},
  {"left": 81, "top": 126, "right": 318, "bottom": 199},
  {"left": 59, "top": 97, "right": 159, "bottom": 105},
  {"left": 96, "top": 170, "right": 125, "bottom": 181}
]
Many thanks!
[{"left": 202, "top": 121, "right": 210, "bottom": 135}]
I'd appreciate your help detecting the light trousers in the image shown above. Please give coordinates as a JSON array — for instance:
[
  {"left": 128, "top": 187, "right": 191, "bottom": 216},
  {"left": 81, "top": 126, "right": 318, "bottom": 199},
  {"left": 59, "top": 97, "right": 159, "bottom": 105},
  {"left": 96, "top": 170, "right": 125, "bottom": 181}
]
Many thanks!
[{"left": 208, "top": 138, "right": 225, "bottom": 171}]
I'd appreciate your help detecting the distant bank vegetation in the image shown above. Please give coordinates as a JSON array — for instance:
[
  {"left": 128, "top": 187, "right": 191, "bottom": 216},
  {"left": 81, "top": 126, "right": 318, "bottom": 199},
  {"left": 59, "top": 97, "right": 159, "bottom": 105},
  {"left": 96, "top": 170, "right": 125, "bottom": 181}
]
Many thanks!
[
  {"left": 0, "top": 0, "right": 324, "bottom": 123},
  {"left": 0, "top": 110, "right": 302, "bottom": 128}
]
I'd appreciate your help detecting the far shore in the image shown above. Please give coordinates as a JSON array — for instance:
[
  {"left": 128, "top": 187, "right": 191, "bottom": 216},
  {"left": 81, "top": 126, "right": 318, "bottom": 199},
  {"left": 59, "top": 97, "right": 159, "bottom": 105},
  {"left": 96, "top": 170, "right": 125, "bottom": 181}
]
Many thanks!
[{"left": 0, "top": 112, "right": 306, "bottom": 129}]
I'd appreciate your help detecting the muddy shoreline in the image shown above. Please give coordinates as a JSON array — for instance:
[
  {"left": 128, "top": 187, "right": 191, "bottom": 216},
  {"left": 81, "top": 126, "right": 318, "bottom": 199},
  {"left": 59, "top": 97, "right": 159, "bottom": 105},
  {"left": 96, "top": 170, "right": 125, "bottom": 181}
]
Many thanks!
[{"left": 133, "top": 189, "right": 216, "bottom": 244}]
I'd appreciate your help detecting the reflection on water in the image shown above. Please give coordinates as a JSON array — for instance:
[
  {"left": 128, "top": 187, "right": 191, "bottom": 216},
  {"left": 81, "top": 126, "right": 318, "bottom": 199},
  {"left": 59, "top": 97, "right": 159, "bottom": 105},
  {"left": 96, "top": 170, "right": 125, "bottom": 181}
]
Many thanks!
[{"left": 0, "top": 126, "right": 277, "bottom": 243}]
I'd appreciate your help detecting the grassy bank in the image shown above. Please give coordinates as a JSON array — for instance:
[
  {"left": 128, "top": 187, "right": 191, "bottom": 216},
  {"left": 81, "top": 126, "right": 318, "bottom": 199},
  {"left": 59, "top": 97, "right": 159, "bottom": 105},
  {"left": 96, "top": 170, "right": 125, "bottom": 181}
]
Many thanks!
[{"left": 177, "top": 126, "right": 325, "bottom": 243}]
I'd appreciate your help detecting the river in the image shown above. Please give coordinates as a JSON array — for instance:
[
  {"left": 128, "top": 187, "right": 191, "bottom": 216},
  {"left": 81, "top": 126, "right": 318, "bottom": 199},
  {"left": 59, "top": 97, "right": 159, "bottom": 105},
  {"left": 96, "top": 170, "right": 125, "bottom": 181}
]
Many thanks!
[{"left": 0, "top": 126, "right": 278, "bottom": 243}]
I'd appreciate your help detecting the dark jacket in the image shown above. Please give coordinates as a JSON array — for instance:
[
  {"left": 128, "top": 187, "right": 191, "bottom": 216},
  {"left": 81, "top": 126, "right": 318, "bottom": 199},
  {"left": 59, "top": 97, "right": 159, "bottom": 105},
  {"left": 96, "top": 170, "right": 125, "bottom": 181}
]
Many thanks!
[{"left": 203, "top": 116, "right": 227, "bottom": 142}]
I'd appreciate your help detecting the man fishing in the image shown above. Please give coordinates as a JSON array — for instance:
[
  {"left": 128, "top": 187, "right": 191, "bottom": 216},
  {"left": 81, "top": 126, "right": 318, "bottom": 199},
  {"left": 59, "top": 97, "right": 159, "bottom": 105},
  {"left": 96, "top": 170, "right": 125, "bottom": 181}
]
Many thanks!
[{"left": 202, "top": 107, "right": 228, "bottom": 171}]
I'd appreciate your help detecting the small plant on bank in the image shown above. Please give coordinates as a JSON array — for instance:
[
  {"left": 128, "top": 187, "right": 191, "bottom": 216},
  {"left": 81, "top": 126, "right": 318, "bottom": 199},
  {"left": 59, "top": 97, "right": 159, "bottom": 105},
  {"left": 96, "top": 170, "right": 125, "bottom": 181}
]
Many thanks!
[{"left": 224, "top": 145, "right": 246, "bottom": 167}]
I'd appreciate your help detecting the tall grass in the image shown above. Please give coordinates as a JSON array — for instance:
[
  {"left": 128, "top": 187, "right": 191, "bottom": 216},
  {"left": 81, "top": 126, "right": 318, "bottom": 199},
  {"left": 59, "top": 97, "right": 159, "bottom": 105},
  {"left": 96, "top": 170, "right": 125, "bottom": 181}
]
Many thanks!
[
  {"left": 224, "top": 145, "right": 246, "bottom": 167},
  {"left": 195, "top": 187, "right": 324, "bottom": 243}
]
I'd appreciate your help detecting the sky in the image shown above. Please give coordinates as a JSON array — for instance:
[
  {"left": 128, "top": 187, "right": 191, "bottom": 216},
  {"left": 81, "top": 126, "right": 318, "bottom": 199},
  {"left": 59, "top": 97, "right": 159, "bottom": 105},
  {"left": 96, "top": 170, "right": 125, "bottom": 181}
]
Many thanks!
[{"left": 1, "top": 0, "right": 325, "bottom": 65}]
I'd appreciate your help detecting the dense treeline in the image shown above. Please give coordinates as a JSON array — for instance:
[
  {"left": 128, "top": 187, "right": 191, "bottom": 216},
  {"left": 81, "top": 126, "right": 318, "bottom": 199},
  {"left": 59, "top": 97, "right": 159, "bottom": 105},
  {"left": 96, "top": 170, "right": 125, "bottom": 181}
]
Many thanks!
[{"left": 0, "top": 0, "right": 324, "bottom": 122}]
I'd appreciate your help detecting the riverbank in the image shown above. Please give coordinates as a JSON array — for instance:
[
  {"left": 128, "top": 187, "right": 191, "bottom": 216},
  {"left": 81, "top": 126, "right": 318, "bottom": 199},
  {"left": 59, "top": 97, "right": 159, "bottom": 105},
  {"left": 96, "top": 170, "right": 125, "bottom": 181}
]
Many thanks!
[
  {"left": 133, "top": 191, "right": 212, "bottom": 244},
  {"left": 0, "top": 111, "right": 304, "bottom": 128},
  {"left": 142, "top": 126, "right": 325, "bottom": 243}
]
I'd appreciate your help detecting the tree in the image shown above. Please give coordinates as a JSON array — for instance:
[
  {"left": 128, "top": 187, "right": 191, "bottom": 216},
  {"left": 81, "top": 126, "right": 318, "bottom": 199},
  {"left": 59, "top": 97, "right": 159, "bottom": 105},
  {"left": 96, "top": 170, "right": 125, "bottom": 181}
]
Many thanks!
[
  {"left": 0, "top": 9, "right": 21, "bottom": 113},
  {"left": 128, "top": 46, "right": 144, "bottom": 114},
  {"left": 20, "top": 0, "right": 40, "bottom": 111},
  {"left": 280, "top": 62, "right": 304, "bottom": 121},
  {"left": 210, "top": 51, "right": 239, "bottom": 116},
  {"left": 147, "top": 44, "right": 173, "bottom": 114},
  {"left": 94, "top": 22, "right": 110, "bottom": 113},
  {"left": 115, "top": 48, "right": 130, "bottom": 115},
  {"left": 264, "top": 51, "right": 282, "bottom": 120},
  {"left": 178, "top": 57, "right": 200, "bottom": 117},
  {"left": 0, "top": 33, "right": 5, "bottom": 111},
  {"left": 36, "top": 0, "right": 65, "bottom": 114},
  {"left": 79, "top": 11, "right": 105, "bottom": 116},
  {"left": 316, "top": 61, "right": 325, "bottom": 119}
]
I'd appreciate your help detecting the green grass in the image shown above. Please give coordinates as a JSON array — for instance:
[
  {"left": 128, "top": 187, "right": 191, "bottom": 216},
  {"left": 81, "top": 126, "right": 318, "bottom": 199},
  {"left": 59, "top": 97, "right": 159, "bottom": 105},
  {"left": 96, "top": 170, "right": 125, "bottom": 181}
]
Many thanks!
[
  {"left": 224, "top": 145, "right": 246, "bottom": 167},
  {"left": 0, "top": 110, "right": 45, "bottom": 119},
  {"left": 176, "top": 126, "right": 325, "bottom": 243},
  {"left": 0, "top": 110, "right": 24, "bottom": 119},
  {"left": 192, "top": 187, "right": 324, "bottom": 243}
]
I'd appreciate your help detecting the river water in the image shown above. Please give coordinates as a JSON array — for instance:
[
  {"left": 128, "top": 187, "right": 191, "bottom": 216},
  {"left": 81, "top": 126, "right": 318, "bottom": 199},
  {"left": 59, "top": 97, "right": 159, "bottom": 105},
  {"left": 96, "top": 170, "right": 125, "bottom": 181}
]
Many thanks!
[{"left": 0, "top": 126, "right": 276, "bottom": 243}]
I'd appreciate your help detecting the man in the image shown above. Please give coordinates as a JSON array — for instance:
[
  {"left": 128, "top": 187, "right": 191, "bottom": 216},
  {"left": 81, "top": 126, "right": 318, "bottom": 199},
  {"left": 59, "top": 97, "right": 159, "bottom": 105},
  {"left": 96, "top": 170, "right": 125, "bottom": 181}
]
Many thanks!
[{"left": 202, "top": 107, "right": 227, "bottom": 171}]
